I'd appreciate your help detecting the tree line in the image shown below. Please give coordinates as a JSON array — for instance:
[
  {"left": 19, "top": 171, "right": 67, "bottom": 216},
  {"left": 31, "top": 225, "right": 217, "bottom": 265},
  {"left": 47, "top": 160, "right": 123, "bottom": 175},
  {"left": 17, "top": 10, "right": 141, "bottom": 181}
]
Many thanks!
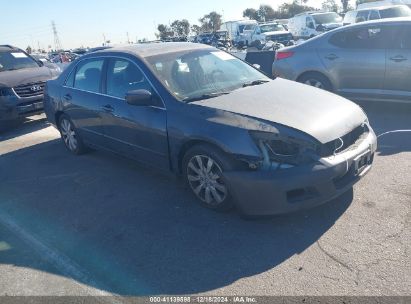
[{"left": 157, "top": 0, "right": 354, "bottom": 40}]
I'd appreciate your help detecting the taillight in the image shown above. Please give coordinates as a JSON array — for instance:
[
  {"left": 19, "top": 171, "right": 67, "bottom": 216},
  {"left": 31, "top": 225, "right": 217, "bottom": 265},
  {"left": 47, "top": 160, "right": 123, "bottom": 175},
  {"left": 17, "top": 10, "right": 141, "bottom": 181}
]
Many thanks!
[{"left": 276, "top": 51, "right": 294, "bottom": 60}]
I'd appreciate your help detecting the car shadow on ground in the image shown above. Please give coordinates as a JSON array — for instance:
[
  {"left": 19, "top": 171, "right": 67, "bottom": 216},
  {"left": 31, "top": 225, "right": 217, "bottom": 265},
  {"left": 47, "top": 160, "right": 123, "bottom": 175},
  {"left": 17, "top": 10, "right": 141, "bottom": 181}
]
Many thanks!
[
  {"left": 0, "top": 138, "right": 354, "bottom": 295},
  {"left": 357, "top": 101, "right": 411, "bottom": 156},
  {"left": 0, "top": 115, "right": 49, "bottom": 141}
]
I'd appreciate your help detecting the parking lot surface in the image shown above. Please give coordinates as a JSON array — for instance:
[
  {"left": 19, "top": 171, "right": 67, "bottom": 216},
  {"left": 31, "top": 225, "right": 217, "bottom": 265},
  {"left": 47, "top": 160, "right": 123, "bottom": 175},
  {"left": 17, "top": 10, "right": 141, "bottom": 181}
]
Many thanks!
[{"left": 0, "top": 102, "right": 410, "bottom": 297}]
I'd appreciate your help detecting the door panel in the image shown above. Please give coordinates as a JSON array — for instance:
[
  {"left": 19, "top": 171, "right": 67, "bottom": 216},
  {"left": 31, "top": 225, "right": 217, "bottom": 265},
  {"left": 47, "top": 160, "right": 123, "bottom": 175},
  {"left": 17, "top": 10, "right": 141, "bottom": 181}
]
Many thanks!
[
  {"left": 63, "top": 88, "right": 106, "bottom": 145},
  {"left": 384, "top": 26, "right": 411, "bottom": 101},
  {"left": 101, "top": 58, "right": 169, "bottom": 170},
  {"left": 63, "top": 58, "right": 106, "bottom": 145},
  {"left": 319, "top": 27, "right": 385, "bottom": 96},
  {"left": 320, "top": 25, "right": 398, "bottom": 98}
]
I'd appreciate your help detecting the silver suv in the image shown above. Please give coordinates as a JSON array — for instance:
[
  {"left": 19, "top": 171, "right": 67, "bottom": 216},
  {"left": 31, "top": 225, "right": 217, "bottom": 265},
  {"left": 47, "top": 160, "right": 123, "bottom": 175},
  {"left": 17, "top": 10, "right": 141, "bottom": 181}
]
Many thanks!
[{"left": 273, "top": 18, "right": 411, "bottom": 103}]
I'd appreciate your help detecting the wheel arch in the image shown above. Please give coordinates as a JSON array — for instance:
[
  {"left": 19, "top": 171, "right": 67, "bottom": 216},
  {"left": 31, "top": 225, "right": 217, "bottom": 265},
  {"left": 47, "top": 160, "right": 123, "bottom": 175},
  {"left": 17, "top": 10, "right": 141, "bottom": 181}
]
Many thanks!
[
  {"left": 296, "top": 70, "right": 335, "bottom": 91},
  {"left": 55, "top": 111, "right": 65, "bottom": 129},
  {"left": 176, "top": 139, "right": 233, "bottom": 175}
]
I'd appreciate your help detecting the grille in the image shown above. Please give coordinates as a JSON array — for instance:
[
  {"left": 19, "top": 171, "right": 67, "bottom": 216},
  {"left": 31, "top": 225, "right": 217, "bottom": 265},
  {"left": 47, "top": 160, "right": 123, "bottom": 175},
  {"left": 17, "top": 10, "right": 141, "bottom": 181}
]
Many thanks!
[
  {"left": 267, "top": 34, "right": 292, "bottom": 43},
  {"left": 320, "top": 124, "right": 369, "bottom": 157},
  {"left": 13, "top": 81, "right": 46, "bottom": 98}
]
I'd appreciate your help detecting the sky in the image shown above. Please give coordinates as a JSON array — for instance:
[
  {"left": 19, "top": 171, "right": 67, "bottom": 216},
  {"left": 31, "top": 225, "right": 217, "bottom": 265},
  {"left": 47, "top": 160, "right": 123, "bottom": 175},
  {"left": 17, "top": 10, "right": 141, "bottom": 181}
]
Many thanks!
[{"left": 0, "top": 0, "right": 355, "bottom": 50}]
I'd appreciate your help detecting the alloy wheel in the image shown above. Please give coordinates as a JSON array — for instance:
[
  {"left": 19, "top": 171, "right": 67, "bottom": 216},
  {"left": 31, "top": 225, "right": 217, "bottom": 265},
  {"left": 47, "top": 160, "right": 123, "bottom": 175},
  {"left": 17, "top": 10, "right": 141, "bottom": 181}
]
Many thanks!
[
  {"left": 304, "top": 79, "right": 324, "bottom": 89},
  {"left": 60, "top": 118, "right": 78, "bottom": 152},
  {"left": 187, "top": 155, "right": 228, "bottom": 206}
]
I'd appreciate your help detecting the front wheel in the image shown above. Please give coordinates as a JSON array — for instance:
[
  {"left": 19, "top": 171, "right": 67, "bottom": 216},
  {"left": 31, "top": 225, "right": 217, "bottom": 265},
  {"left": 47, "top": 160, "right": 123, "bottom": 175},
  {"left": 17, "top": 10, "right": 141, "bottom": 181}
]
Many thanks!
[
  {"left": 183, "top": 145, "right": 235, "bottom": 211},
  {"left": 58, "top": 114, "right": 87, "bottom": 155}
]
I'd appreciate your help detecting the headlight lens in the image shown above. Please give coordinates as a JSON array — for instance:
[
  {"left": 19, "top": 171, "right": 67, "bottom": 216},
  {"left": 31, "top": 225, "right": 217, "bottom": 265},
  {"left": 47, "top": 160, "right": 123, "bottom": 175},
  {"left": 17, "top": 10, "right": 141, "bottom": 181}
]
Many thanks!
[
  {"left": 0, "top": 87, "right": 14, "bottom": 97},
  {"left": 249, "top": 131, "right": 317, "bottom": 170}
]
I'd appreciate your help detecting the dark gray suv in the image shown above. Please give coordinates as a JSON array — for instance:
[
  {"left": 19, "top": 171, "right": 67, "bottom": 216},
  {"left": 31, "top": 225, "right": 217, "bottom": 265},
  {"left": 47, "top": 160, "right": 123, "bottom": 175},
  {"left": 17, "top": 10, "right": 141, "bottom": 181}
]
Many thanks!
[
  {"left": 0, "top": 45, "right": 58, "bottom": 130},
  {"left": 273, "top": 18, "right": 411, "bottom": 103}
]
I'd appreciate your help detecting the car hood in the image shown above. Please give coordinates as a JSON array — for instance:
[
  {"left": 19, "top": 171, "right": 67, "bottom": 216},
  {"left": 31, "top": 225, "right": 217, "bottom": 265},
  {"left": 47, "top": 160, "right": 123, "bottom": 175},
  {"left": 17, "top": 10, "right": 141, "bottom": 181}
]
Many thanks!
[
  {"left": 321, "top": 22, "right": 343, "bottom": 30},
  {"left": 263, "top": 30, "right": 290, "bottom": 36},
  {"left": 192, "top": 78, "right": 367, "bottom": 144},
  {"left": 0, "top": 67, "right": 52, "bottom": 87}
]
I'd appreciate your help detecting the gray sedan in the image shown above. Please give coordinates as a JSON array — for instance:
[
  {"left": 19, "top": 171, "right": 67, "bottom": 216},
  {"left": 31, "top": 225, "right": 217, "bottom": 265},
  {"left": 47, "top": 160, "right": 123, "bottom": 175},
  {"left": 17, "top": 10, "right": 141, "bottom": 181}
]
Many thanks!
[
  {"left": 44, "top": 43, "right": 377, "bottom": 216},
  {"left": 273, "top": 18, "right": 411, "bottom": 103}
]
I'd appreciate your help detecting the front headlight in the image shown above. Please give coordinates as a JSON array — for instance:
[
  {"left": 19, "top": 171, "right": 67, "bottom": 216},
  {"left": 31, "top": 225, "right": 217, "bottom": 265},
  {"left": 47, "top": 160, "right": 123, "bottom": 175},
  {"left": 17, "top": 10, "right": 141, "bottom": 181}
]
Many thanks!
[
  {"left": 249, "top": 131, "right": 318, "bottom": 170},
  {"left": 0, "top": 87, "right": 15, "bottom": 97}
]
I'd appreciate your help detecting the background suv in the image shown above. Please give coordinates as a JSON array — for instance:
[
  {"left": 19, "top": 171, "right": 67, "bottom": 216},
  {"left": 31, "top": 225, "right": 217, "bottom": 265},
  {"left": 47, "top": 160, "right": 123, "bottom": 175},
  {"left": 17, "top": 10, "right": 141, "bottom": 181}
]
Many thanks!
[
  {"left": 273, "top": 18, "right": 411, "bottom": 103},
  {"left": 343, "top": 5, "right": 411, "bottom": 25},
  {"left": 0, "top": 45, "right": 58, "bottom": 131}
]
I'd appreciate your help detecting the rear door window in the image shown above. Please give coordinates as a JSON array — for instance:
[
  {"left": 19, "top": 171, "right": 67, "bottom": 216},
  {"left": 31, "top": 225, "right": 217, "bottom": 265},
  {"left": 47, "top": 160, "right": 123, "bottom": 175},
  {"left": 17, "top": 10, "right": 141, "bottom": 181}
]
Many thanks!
[
  {"left": 369, "top": 10, "right": 380, "bottom": 20},
  {"left": 329, "top": 25, "right": 401, "bottom": 49},
  {"left": 73, "top": 59, "right": 104, "bottom": 93},
  {"left": 106, "top": 59, "right": 149, "bottom": 99},
  {"left": 356, "top": 10, "right": 369, "bottom": 22}
]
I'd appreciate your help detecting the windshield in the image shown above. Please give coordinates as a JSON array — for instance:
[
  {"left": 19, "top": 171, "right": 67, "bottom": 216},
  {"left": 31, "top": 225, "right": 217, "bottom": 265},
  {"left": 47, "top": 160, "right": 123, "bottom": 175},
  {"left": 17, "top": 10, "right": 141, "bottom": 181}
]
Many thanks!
[
  {"left": 146, "top": 49, "right": 269, "bottom": 102},
  {"left": 380, "top": 6, "right": 411, "bottom": 18},
  {"left": 243, "top": 24, "right": 256, "bottom": 31},
  {"left": 0, "top": 51, "right": 40, "bottom": 72},
  {"left": 313, "top": 12, "right": 342, "bottom": 25},
  {"left": 260, "top": 24, "right": 285, "bottom": 33}
]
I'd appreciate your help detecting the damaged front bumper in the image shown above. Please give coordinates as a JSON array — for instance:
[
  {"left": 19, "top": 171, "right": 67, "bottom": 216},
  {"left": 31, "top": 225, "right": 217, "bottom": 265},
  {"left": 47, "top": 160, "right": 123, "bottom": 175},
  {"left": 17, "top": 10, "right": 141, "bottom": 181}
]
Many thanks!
[{"left": 224, "top": 131, "right": 377, "bottom": 216}]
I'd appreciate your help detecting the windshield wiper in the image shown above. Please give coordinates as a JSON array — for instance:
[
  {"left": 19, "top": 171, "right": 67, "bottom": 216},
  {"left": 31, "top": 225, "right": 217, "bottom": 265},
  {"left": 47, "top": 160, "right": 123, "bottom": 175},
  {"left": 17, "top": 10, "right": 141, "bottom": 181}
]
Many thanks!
[
  {"left": 183, "top": 92, "right": 231, "bottom": 103},
  {"left": 242, "top": 79, "right": 270, "bottom": 88}
]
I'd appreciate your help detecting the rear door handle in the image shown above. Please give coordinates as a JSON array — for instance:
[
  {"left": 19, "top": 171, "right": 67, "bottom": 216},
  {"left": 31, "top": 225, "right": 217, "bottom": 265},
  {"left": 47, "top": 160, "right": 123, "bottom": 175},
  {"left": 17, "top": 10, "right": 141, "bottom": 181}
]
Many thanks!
[
  {"left": 390, "top": 55, "right": 407, "bottom": 62},
  {"left": 325, "top": 54, "right": 339, "bottom": 61},
  {"left": 63, "top": 94, "right": 72, "bottom": 101},
  {"left": 102, "top": 104, "right": 114, "bottom": 112}
]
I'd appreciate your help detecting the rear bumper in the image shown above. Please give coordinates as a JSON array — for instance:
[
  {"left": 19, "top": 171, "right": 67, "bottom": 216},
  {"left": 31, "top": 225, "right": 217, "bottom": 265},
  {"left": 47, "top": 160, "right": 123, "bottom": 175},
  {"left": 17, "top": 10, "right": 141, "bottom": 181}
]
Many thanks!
[{"left": 225, "top": 131, "right": 377, "bottom": 216}]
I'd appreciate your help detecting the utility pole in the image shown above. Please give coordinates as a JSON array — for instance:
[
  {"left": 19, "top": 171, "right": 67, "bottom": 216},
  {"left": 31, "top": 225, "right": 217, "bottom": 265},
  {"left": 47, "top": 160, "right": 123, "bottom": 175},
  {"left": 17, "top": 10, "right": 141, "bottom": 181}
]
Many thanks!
[
  {"left": 51, "top": 21, "right": 62, "bottom": 51},
  {"left": 127, "top": 32, "right": 130, "bottom": 44},
  {"left": 103, "top": 33, "right": 106, "bottom": 46}
]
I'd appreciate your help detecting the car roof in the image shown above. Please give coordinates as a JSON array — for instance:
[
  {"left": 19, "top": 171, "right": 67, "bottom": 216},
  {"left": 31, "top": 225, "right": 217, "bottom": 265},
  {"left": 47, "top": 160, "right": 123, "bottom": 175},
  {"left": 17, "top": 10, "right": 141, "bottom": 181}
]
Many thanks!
[
  {"left": 332, "top": 16, "right": 411, "bottom": 31},
  {"left": 90, "top": 42, "right": 214, "bottom": 59},
  {"left": 0, "top": 45, "right": 21, "bottom": 52},
  {"left": 356, "top": 4, "right": 408, "bottom": 11}
]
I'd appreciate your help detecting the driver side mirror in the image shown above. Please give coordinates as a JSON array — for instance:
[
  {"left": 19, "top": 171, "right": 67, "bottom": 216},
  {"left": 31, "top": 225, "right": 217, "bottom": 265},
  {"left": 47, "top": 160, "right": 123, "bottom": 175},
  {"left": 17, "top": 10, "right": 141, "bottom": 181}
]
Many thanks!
[
  {"left": 126, "top": 89, "right": 153, "bottom": 106},
  {"left": 37, "top": 60, "right": 44, "bottom": 67}
]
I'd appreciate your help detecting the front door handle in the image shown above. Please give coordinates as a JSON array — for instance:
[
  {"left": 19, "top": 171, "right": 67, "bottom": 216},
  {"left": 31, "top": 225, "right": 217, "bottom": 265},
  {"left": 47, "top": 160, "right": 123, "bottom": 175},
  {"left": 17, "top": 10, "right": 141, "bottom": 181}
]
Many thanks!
[
  {"left": 390, "top": 55, "right": 407, "bottom": 62},
  {"left": 325, "top": 54, "right": 339, "bottom": 61},
  {"left": 63, "top": 94, "right": 72, "bottom": 101},
  {"left": 102, "top": 104, "right": 114, "bottom": 112}
]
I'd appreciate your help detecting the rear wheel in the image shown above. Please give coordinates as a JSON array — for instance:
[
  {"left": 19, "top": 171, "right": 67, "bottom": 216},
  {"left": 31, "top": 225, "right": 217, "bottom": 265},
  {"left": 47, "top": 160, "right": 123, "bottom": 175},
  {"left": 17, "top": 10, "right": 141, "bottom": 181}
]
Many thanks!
[
  {"left": 298, "top": 73, "right": 333, "bottom": 92},
  {"left": 58, "top": 114, "right": 87, "bottom": 155},
  {"left": 183, "top": 144, "right": 235, "bottom": 211}
]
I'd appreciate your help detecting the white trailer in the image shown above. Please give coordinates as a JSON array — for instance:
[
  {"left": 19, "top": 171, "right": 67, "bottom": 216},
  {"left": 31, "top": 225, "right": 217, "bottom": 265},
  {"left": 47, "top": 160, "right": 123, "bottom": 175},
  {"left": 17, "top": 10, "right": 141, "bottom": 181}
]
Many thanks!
[{"left": 219, "top": 20, "right": 257, "bottom": 44}]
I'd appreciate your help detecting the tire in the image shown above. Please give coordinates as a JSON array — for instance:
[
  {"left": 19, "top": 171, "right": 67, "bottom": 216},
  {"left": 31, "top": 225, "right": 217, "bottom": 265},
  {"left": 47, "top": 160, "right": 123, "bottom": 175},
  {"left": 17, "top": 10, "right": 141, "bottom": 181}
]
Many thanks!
[
  {"left": 182, "top": 144, "right": 235, "bottom": 212},
  {"left": 58, "top": 114, "right": 87, "bottom": 155},
  {"left": 298, "top": 73, "right": 333, "bottom": 92}
]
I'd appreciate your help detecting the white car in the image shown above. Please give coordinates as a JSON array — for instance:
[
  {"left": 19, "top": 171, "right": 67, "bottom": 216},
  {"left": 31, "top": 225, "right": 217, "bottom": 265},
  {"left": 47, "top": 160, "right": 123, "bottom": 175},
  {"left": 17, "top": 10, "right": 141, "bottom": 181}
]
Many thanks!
[
  {"left": 219, "top": 20, "right": 257, "bottom": 44},
  {"left": 240, "top": 22, "right": 294, "bottom": 47},
  {"left": 288, "top": 11, "right": 343, "bottom": 39}
]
